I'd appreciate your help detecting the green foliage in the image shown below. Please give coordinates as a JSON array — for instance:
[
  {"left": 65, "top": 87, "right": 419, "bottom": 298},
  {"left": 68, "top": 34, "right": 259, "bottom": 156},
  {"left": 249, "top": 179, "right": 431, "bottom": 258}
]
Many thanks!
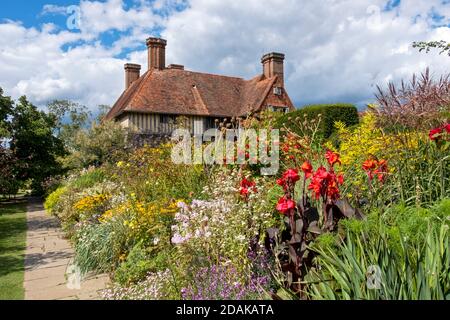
[
  {"left": 413, "top": 40, "right": 450, "bottom": 56},
  {"left": 2, "top": 93, "right": 66, "bottom": 194},
  {"left": 60, "top": 120, "right": 127, "bottom": 170},
  {"left": 306, "top": 199, "right": 450, "bottom": 300},
  {"left": 114, "top": 242, "right": 171, "bottom": 286},
  {"left": 306, "top": 223, "right": 450, "bottom": 300},
  {"left": 74, "top": 213, "right": 132, "bottom": 274},
  {"left": 0, "top": 88, "right": 13, "bottom": 139},
  {"left": 276, "top": 103, "right": 359, "bottom": 140},
  {"left": 71, "top": 168, "right": 105, "bottom": 189},
  {"left": 0, "top": 147, "right": 23, "bottom": 196},
  {"left": 47, "top": 99, "right": 91, "bottom": 150}
]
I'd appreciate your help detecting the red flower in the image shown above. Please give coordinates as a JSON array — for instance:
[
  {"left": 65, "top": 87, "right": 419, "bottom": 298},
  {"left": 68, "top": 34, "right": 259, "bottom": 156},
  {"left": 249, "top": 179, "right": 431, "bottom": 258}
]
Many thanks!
[
  {"left": 363, "top": 158, "right": 388, "bottom": 183},
  {"left": 337, "top": 174, "right": 344, "bottom": 185},
  {"left": 277, "top": 178, "right": 286, "bottom": 186},
  {"left": 362, "top": 159, "right": 377, "bottom": 172},
  {"left": 308, "top": 166, "right": 342, "bottom": 200},
  {"left": 374, "top": 159, "right": 388, "bottom": 183},
  {"left": 325, "top": 150, "right": 341, "bottom": 167},
  {"left": 282, "top": 169, "right": 300, "bottom": 184},
  {"left": 445, "top": 124, "right": 450, "bottom": 133},
  {"left": 301, "top": 161, "right": 313, "bottom": 179},
  {"left": 240, "top": 178, "right": 257, "bottom": 198},
  {"left": 276, "top": 196, "right": 296, "bottom": 215},
  {"left": 429, "top": 127, "right": 443, "bottom": 141},
  {"left": 240, "top": 188, "right": 249, "bottom": 196}
]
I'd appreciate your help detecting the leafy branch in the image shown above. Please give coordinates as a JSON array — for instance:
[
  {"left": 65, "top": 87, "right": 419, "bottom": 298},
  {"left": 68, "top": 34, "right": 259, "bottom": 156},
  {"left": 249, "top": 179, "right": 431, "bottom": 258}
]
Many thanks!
[{"left": 412, "top": 40, "right": 450, "bottom": 56}]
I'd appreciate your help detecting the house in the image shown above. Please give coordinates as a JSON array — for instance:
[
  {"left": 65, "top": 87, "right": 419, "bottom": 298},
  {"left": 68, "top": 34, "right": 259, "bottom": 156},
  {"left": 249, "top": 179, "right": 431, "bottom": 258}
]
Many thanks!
[{"left": 105, "top": 37, "right": 295, "bottom": 136}]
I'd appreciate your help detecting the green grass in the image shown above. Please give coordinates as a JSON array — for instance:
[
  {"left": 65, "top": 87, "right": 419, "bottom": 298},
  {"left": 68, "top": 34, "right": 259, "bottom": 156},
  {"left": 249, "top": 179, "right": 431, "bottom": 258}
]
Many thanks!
[{"left": 0, "top": 201, "right": 27, "bottom": 300}]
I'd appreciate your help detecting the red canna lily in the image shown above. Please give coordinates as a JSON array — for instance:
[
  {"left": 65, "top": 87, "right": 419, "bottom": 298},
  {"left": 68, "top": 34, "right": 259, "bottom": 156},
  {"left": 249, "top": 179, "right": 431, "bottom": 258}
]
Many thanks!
[
  {"left": 308, "top": 166, "right": 342, "bottom": 201},
  {"left": 362, "top": 159, "right": 377, "bottom": 172},
  {"left": 445, "top": 124, "right": 450, "bottom": 133},
  {"left": 429, "top": 127, "right": 443, "bottom": 141},
  {"left": 325, "top": 150, "right": 341, "bottom": 167},
  {"left": 363, "top": 158, "right": 388, "bottom": 183},
  {"left": 374, "top": 159, "right": 388, "bottom": 183},
  {"left": 283, "top": 169, "right": 300, "bottom": 184},
  {"left": 276, "top": 196, "right": 296, "bottom": 215},
  {"left": 301, "top": 161, "right": 313, "bottom": 179},
  {"left": 277, "top": 178, "right": 286, "bottom": 187}
]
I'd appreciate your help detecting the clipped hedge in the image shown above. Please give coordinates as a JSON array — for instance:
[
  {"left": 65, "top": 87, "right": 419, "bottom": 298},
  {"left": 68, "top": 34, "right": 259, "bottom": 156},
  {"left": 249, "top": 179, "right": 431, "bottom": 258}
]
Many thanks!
[{"left": 276, "top": 103, "right": 359, "bottom": 139}]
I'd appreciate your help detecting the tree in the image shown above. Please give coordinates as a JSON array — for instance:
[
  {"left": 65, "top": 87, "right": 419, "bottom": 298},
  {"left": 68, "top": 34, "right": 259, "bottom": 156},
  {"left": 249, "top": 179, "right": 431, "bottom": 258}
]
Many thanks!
[
  {"left": 9, "top": 96, "right": 66, "bottom": 194},
  {"left": 60, "top": 119, "right": 127, "bottom": 170},
  {"left": 0, "top": 146, "right": 23, "bottom": 198},
  {"left": 47, "top": 99, "right": 91, "bottom": 149},
  {"left": 412, "top": 40, "right": 450, "bottom": 56},
  {"left": 0, "top": 88, "right": 13, "bottom": 140}
]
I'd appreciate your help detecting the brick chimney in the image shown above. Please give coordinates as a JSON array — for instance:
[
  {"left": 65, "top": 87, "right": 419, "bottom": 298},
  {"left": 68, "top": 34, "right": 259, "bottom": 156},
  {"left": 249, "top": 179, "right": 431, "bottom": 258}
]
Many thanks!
[
  {"left": 124, "top": 63, "right": 141, "bottom": 89},
  {"left": 146, "top": 37, "right": 167, "bottom": 70},
  {"left": 261, "top": 52, "right": 285, "bottom": 86}
]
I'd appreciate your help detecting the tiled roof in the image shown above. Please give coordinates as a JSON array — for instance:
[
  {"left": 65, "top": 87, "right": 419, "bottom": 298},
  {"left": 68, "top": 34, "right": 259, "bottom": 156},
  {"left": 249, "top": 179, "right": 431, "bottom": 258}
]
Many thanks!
[{"left": 105, "top": 68, "right": 289, "bottom": 120}]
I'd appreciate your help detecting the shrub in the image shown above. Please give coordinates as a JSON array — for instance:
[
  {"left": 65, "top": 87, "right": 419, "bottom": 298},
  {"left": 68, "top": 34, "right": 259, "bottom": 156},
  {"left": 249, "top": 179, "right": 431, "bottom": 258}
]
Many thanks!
[
  {"left": 71, "top": 168, "right": 105, "bottom": 189},
  {"left": 114, "top": 242, "right": 153, "bottom": 285},
  {"left": 276, "top": 103, "right": 359, "bottom": 139},
  {"left": 44, "top": 186, "right": 67, "bottom": 214}
]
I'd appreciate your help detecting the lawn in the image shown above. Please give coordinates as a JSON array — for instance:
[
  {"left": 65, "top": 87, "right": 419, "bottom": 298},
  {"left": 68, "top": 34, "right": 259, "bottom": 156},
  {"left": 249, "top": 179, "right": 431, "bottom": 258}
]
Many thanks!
[{"left": 0, "top": 200, "right": 27, "bottom": 300}]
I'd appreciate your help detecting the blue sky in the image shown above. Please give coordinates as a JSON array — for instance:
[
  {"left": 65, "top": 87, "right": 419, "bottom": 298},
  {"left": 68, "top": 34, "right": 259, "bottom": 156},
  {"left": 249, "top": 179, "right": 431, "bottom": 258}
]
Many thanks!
[{"left": 0, "top": 0, "right": 449, "bottom": 109}]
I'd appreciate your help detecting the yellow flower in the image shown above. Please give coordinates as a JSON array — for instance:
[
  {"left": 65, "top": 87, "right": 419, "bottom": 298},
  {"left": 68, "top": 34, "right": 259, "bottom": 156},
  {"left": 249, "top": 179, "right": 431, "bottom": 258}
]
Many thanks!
[{"left": 116, "top": 161, "right": 125, "bottom": 168}]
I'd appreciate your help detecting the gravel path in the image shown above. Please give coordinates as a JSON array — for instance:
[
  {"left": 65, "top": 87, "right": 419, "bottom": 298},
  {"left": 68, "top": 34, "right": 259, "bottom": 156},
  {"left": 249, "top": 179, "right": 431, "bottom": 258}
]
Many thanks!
[{"left": 24, "top": 198, "right": 109, "bottom": 300}]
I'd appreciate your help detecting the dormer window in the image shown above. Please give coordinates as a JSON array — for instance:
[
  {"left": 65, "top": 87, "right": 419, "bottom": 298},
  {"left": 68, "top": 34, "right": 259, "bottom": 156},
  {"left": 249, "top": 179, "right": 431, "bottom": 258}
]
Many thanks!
[
  {"left": 273, "top": 87, "right": 283, "bottom": 96},
  {"left": 268, "top": 105, "right": 289, "bottom": 113}
]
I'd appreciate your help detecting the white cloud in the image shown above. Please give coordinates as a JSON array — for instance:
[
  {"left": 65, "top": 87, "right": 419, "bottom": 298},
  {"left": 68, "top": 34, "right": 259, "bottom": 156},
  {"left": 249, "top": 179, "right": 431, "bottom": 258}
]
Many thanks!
[
  {"left": 40, "top": 4, "right": 69, "bottom": 16},
  {"left": 0, "top": 0, "right": 449, "bottom": 110},
  {"left": 162, "top": 0, "right": 450, "bottom": 106}
]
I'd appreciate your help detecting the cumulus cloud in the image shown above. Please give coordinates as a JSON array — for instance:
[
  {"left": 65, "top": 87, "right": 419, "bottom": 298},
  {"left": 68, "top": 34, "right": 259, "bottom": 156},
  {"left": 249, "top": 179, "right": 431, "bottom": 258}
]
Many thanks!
[
  {"left": 162, "top": 0, "right": 450, "bottom": 106},
  {"left": 0, "top": 0, "right": 449, "bottom": 110}
]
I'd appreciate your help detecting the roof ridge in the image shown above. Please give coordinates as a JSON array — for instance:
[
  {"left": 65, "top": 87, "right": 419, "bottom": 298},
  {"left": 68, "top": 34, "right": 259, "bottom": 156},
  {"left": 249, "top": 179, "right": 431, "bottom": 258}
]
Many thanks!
[
  {"left": 191, "top": 85, "right": 210, "bottom": 115},
  {"left": 128, "top": 70, "right": 152, "bottom": 110}
]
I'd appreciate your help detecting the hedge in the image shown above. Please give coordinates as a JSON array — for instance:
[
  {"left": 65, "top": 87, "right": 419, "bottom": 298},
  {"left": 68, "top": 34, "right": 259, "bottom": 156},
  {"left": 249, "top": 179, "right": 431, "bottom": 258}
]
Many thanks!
[{"left": 275, "top": 103, "right": 359, "bottom": 139}]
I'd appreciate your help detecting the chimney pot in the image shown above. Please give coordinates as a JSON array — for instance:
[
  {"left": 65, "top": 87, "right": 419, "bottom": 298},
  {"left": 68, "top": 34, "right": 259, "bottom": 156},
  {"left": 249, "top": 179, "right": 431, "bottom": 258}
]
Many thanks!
[
  {"left": 124, "top": 63, "right": 141, "bottom": 89},
  {"left": 146, "top": 37, "right": 167, "bottom": 71},
  {"left": 168, "top": 64, "right": 185, "bottom": 70},
  {"left": 261, "top": 52, "right": 285, "bottom": 87}
]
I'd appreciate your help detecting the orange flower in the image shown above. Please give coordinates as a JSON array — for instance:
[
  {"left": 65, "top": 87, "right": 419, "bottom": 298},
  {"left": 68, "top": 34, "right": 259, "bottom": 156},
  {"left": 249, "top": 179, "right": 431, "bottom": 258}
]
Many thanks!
[
  {"left": 325, "top": 150, "right": 341, "bottom": 167},
  {"left": 301, "top": 161, "right": 313, "bottom": 179}
]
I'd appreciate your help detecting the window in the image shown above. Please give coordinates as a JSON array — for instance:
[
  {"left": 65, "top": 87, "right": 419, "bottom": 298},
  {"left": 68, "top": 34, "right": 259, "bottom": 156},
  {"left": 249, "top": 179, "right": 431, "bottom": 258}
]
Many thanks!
[
  {"left": 204, "top": 117, "right": 219, "bottom": 130},
  {"left": 273, "top": 87, "right": 283, "bottom": 96},
  {"left": 160, "top": 114, "right": 176, "bottom": 124},
  {"left": 268, "top": 105, "right": 289, "bottom": 113}
]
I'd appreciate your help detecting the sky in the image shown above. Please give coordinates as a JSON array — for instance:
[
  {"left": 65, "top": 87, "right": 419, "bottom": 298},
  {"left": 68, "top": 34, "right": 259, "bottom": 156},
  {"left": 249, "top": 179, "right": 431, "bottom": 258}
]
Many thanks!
[{"left": 0, "top": 0, "right": 450, "bottom": 110}]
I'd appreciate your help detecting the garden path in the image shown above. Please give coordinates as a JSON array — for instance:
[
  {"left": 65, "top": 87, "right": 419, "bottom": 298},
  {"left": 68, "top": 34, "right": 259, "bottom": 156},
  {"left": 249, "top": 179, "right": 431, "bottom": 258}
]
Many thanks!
[{"left": 23, "top": 198, "right": 109, "bottom": 300}]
